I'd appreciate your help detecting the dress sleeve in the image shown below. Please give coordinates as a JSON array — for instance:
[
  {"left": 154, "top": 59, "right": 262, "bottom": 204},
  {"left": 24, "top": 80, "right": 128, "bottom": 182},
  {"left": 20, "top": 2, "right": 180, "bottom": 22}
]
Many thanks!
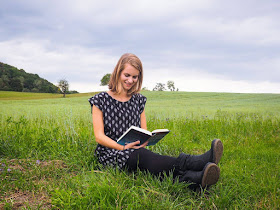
[
  {"left": 88, "top": 93, "right": 104, "bottom": 112},
  {"left": 139, "top": 94, "right": 147, "bottom": 114}
]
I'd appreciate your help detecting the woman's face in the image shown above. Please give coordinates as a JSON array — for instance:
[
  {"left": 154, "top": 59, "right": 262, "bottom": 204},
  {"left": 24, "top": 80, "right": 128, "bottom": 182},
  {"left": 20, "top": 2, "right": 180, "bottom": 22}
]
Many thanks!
[{"left": 120, "top": 64, "right": 139, "bottom": 92}]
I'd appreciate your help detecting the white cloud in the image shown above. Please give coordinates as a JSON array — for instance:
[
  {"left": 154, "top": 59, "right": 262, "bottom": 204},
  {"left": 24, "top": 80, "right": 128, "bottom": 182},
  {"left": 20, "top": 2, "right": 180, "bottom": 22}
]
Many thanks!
[
  {"left": 0, "top": 38, "right": 117, "bottom": 86},
  {"left": 54, "top": 0, "right": 214, "bottom": 25},
  {"left": 176, "top": 16, "right": 280, "bottom": 45},
  {"left": 70, "top": 82, "right": 108, "bottom": 93},
  {"left": 1, "top": 37, "right": 279, "bottom": 94},
  {"left": 175, "top": 78, "right": 280, "bottom": 94},
  {"left": 143, "top": 67, "right": 280, "bottom": 93},
  {"left": 1, "top": 1, "right": 280, "bottom": 94}
]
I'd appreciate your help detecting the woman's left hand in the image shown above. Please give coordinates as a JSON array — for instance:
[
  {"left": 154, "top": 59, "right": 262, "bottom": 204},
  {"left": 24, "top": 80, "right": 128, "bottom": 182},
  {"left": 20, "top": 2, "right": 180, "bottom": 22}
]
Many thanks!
[{"left": 124, "top": 140, "right": 148, "bottom": 150}]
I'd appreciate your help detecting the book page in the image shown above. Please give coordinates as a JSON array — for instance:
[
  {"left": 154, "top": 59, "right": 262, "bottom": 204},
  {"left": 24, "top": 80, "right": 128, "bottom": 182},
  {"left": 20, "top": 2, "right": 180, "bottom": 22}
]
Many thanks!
[
  {"left": 152, "top": 129, "right": 169, "bottom": 134},
  {"left": 131, "top": 126, "right": 152, "bottom": 136}
]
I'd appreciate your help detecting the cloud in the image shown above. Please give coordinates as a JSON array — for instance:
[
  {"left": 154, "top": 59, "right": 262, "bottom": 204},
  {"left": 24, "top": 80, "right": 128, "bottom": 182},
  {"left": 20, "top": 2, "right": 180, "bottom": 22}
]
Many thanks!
[
  {"left": 70, "top": 82, "right": 107, "bottom": 93},
  {"left": 143, "top": 67, "right": 280, "bottom": 93},
  {"left": 54, "top": 0, "right": 214, "bottom": 24},
  {"left": 175, "top": 16, "right": 280, "bottom": 46},
  {"left": 1, "top": 37, "right": 279, "bottom": 93},
  {"left": 0, "top": 38, "right": 117, "bottom": 87},
  {"left": 0, "top": 0, "right": 280, "bottom": 93}
]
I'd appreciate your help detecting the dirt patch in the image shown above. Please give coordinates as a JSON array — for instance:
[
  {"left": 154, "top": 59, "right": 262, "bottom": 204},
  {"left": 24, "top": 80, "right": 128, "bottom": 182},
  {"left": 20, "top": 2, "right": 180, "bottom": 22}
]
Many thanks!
[
  {"left": 1, "top": 159, "right": 67, "bottom": 173},
  {"left": 3, "top": 159, "right": 27, "bottom": 172},
  {"left": 0, "top": 159, "right": 69, "bottom": 209},
  {"left": 39, "top": 160, "right": 67, "bottom": 168},
  {"left": 0, "top": 191, "right": 52, "bottom": 209}
]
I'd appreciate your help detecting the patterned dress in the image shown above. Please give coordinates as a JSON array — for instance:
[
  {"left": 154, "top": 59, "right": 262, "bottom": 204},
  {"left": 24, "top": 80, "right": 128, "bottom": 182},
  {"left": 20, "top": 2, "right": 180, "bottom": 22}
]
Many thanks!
[{"left": 88, "top": 92, "right": 147, "bottom": 169}]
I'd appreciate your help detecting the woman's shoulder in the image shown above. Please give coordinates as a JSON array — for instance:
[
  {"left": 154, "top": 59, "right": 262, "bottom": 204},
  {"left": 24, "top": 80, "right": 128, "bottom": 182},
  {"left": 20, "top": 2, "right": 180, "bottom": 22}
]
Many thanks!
[
  {"left": 133, "top": 93, "right": 147, "bottom": 103},
  {"left": 89, "top": 91, "right": 108, "bottom": 99},
  {"left": 133, "top": 93, "right": 147, "bottom": 112},
  {"left": 134, "top": 92, "right": 146, "bottom": 99},
  {"left": 88, "top": 91, "right": 109, "bottom": 105}
]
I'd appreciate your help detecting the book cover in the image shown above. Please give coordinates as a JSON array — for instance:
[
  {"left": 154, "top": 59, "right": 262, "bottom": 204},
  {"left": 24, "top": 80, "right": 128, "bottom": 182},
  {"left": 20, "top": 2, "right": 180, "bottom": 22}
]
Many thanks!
[{"left": 117, "top": 126, "right": 170, "bottom": 146}]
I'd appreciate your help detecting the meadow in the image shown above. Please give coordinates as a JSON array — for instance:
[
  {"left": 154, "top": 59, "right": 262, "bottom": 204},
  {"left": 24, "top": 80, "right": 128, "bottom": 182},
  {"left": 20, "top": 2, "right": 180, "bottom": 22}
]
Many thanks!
[{"left": 0, "top": 90, "right": 279, "bottom": 209}]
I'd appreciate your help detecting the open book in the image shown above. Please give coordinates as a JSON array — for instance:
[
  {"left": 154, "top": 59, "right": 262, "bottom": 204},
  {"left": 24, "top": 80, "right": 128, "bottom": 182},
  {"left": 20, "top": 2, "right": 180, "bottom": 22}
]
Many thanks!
[{"left": 117, "top": 126, "right": 170, "bottom": 146}]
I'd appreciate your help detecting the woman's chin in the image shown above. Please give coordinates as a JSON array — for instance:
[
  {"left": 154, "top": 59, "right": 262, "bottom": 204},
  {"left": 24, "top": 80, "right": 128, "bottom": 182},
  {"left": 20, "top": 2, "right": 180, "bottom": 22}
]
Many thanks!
[{"left": 123, "top": 85, "right": 133, "bottom": 90}]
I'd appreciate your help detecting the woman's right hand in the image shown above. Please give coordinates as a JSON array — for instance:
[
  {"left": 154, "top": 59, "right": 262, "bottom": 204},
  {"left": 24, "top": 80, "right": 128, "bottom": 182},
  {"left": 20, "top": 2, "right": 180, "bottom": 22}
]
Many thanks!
[{"left": 124, "top": 141, "right": 148, "bottom": 150}]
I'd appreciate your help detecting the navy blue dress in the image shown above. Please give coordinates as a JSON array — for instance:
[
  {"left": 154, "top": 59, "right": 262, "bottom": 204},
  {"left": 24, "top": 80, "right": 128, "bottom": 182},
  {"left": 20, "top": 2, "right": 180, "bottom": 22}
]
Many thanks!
[{"left": 88, "top": 92, "right": 147, "bottom": 169}]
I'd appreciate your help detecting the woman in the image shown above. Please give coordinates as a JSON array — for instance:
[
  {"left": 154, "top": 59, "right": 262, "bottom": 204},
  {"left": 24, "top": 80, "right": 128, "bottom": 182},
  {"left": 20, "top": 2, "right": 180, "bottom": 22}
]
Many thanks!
[{"left": 88, "top": 53, "right": 223, "bottom": 188}]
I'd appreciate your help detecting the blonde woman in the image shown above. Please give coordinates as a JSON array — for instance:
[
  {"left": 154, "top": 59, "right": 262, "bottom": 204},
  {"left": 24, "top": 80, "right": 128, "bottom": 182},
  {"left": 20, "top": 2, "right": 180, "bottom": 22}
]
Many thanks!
[{"left": 88, "top": 53, "right": 223, "bottom": 188}]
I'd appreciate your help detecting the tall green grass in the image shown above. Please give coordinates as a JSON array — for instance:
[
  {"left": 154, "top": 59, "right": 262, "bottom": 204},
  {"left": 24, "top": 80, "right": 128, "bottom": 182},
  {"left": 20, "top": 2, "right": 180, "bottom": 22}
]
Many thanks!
[{"left": 0, "top": 91, "right": 279, "bottom": 209}]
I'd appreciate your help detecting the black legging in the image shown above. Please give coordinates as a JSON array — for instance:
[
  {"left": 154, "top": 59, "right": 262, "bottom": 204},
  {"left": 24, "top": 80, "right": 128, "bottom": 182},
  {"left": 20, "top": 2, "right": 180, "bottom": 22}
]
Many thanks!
[{"left": 125, "top": 148, "right": 178, "bottom": 177}]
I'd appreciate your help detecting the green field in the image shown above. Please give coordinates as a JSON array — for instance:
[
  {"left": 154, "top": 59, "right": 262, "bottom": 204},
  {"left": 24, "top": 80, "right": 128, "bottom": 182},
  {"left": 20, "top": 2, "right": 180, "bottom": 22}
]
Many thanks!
[{"left": 0, "top": 91, "right": 279, "bottom": 209}]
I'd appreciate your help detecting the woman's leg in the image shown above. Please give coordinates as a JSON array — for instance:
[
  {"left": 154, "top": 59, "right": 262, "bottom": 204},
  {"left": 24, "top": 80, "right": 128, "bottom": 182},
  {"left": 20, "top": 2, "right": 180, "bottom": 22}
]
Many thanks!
[
  {"left": 126, "top": 147, "right": 220, "bottom": 188},
  {"left": 126, "top": 148, "right": 177, "bottom": 176},
  {"left": 177, "top": 139, "right": 223, "bottom": 172}
]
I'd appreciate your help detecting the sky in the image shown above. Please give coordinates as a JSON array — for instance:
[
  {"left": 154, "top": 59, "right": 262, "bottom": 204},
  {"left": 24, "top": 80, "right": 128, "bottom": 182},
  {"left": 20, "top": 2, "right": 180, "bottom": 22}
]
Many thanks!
[{"left": 1, "top": 0, "right": 280, "bottom": 93}]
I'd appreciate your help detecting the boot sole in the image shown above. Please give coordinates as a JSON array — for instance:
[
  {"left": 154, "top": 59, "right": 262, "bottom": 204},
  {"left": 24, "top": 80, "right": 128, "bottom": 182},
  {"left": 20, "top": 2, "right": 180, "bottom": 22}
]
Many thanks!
[
  {"left": 212, "top": 139, "right": 223, "bottom": 165},
  {"left": 201, "top": 163, "right": 220, "bottom": 188}
]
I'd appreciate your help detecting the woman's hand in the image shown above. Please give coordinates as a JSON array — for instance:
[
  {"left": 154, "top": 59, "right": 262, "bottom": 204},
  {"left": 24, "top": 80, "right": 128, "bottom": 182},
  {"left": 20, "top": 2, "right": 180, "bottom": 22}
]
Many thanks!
[{"left": 124, "top": 141, "right": 148, "bottom": 150}]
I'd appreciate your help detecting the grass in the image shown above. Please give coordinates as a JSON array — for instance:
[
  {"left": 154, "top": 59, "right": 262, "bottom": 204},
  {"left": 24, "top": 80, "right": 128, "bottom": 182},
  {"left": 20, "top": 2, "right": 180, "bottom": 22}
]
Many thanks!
[
  {"left": 0, "top": 90, "right": 279, "bottom": 209},
  {"left": 0, "top": 91, "right": 96, "bottom": 100}
]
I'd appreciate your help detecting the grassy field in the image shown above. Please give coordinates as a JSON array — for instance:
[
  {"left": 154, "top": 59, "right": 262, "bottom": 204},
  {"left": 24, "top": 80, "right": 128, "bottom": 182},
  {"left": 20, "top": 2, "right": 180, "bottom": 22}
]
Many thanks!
[
  {"left": 0, "top": 90, "right": 279, "bottom": 209},
  {"left": 0, "top": 91, "right": 94, "bottom": 100}
]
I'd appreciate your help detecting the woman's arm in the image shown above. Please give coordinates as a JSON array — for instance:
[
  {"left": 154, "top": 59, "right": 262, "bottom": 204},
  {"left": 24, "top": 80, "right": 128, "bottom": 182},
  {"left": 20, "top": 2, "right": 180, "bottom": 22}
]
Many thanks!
[
  {"left": 140, "top": 110, "right": 147, "bottom": 130},
  {"left": 140, "top": 109, "right": 151, "bottom": 146},
  {"left": 92, "top": 105, "right": 123, "bottom": 150},
  {"left": 92, "top": 105, "right": 147, "bottom": 150}
]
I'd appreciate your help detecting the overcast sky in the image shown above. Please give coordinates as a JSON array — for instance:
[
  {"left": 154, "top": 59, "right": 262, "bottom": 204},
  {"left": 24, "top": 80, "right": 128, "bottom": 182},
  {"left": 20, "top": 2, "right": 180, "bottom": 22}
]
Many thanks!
[{"left": 1, "top": 0, "right": 280, "bottom": 93}]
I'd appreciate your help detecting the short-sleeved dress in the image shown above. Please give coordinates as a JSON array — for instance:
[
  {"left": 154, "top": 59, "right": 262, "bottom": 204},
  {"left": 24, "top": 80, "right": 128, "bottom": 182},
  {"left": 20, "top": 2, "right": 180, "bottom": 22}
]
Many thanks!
[{"left": 88, "top": 91, "right": 147, "bottom": 169}]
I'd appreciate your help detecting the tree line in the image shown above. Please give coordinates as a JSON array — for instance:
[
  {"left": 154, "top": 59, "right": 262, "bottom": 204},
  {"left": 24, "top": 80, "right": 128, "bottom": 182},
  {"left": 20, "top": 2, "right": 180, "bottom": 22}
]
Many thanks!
[
  {"left": 152, "top": 81, "right": 178, "bottom": 91},
  {"left": 0, "top": 62, "right": 60, "bottom": 93},
  {"left": 0, "top": 62, "right": 79, "bottom": 96},
  {"left": 101, "top": 73, "right": 178, "bottom": 91}
]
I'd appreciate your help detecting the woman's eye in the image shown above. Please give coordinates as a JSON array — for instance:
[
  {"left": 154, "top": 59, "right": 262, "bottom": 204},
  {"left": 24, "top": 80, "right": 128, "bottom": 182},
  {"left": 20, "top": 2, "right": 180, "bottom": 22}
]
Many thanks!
[{"left": 133, "top": 76, "right": 138, "bottom": 79}]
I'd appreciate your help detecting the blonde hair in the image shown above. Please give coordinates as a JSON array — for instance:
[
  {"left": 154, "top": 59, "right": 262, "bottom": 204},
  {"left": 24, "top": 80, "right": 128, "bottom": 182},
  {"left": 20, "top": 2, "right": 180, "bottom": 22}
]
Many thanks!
[{"left": 109, "top": 53, "right": 143, "bottom": 96}]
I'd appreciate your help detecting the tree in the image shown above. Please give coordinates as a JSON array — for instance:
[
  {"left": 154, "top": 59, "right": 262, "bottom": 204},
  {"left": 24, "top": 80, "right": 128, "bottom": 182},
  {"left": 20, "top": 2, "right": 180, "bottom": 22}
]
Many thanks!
[
  {"left": 58, "top": 79, "right": 69, "bottom": 98},
  {"left": 34, "top": 79, "right": 42, "bottom": 88},
  {"left": 153, "top": 83, "right": 166, "bottom": 91},
  {"left": 0, "top": 78, "right": 4, "bottom": 89},
  {"left": 100, "top": 73, "right": 111, "bottom": 86},
  {"left": 10, "top": 78, "right": 23, "bottom": 92},
  {"left": 167, "top": 80, "right": 175, "bottom": 91}
]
